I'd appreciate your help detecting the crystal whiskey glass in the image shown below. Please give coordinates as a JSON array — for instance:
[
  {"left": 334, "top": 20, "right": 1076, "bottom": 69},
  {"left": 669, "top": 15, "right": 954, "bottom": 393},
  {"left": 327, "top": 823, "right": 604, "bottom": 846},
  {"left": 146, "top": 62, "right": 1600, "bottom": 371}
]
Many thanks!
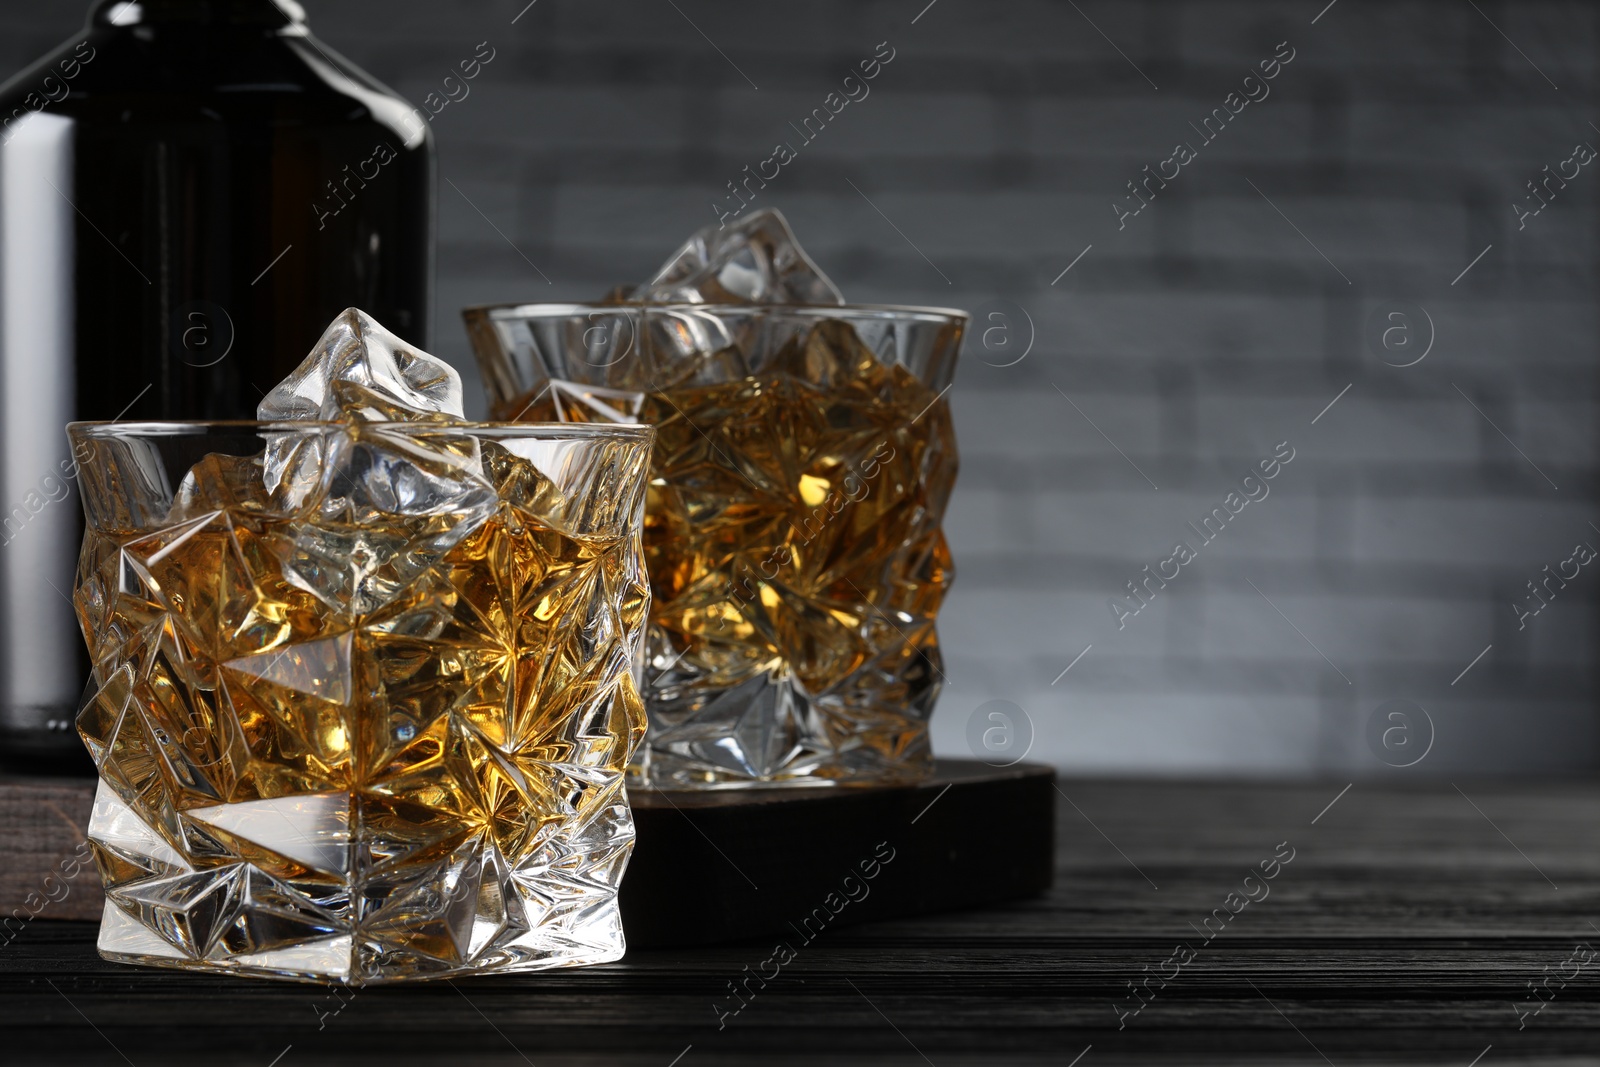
[
  {"left": 464, "top": 304, "right": 964, "bottom": 789},
  {"left": 69, "top": 420, "right": 653, "bottom": 983}
]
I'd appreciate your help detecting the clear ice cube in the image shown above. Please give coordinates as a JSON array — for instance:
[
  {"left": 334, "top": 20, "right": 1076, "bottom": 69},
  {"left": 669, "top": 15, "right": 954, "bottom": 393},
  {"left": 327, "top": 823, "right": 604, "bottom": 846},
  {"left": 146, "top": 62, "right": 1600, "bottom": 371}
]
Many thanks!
[
  {"left": 252, "top": 309, "right": 498, "bottom": 614},
  {"left": 259, "top": 308, "right": 465, "bottom": 423},
  {"left": 277, "top": 428, "right": 499, "bottom": 615},
  {"left": 632, "top": 207, "right": 845, "bottom": 305}
]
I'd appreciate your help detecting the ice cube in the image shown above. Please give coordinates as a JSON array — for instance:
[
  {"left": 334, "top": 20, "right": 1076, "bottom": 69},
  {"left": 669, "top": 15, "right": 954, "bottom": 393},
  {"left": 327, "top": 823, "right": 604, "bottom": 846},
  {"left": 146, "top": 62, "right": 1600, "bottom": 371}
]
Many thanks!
[
  {"left": 259, "top": 308, "right": 464, "bottom": 423},
  {"left": 169, "top": 451, "right": 274, "bottom": 522},
  {"left": 257, "top": 309, "right": 472, "bottom": 511},
  {"left": 273, "top": 426, "right": 499, "bottom": 615},
  {"left": 247, "top": 311, "right": 498, "bottom": 614},
  {"left": 773, "top": 319, "right": 884, "bottom": 392},
  {"left": 632, "top": 208, "right": 844, "bottom": 306}
]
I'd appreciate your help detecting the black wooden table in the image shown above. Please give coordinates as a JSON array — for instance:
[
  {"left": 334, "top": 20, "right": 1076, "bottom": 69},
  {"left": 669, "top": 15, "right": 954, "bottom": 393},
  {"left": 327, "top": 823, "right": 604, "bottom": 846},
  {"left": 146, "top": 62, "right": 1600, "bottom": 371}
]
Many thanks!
[{"left": 2, "top": 779, "right": 1597, "bottom": 1065}]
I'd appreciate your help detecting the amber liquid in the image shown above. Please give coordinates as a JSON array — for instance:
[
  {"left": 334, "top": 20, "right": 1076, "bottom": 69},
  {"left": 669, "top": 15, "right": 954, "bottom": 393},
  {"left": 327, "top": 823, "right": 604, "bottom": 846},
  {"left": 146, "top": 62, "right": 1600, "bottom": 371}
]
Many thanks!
[
  {"left": 500, "top": 320, "right": 956, "bottom": 780},
  {"left": 75, "top": 452, "right": 646, "bottom": 899}
]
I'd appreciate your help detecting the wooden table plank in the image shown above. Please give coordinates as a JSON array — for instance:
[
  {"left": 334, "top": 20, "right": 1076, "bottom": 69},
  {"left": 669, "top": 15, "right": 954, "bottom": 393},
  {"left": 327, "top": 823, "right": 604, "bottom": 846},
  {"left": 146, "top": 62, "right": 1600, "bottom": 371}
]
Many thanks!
[
  {"left": 0, "top": 779, "right": 1595, "bottom": 1065},
  {"left": 0, "top": 778, "right": 100, "bottom": 923}
]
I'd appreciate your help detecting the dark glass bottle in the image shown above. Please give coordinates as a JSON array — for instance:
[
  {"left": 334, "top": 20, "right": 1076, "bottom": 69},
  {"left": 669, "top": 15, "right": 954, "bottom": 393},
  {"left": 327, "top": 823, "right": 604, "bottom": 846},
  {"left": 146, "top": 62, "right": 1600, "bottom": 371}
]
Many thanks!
[{"left": 0, "top": 0, "right": 434, "bottom": 771}]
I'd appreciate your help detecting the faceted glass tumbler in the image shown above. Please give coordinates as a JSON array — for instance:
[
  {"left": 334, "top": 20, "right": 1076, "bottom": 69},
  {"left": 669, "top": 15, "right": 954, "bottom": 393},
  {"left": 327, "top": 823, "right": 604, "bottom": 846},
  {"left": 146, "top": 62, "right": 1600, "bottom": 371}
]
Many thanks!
[
  {"left": 68, "top": 420, "right": 654, "bottom": 984},
  {"left": 463, "top": 303, "right": 964, "bottom": 789}
]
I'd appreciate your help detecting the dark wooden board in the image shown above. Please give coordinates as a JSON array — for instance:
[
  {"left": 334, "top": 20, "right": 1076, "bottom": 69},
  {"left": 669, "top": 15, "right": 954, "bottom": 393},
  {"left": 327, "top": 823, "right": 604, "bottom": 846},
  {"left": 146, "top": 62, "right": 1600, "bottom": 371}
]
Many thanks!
[
  {"left": 1, "top": 779, "right": 1597, "bottom": 1065},
  {"left": 623, "top": 761, "right": 1056, "bottom": 946}
]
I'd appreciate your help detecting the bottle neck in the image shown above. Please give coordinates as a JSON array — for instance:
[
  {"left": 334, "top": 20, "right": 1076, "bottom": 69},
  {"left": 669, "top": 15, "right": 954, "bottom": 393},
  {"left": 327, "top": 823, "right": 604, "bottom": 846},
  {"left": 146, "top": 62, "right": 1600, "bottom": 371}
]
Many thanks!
[{"left": 89, "top": 0, "right": 306, "bottom": 28}]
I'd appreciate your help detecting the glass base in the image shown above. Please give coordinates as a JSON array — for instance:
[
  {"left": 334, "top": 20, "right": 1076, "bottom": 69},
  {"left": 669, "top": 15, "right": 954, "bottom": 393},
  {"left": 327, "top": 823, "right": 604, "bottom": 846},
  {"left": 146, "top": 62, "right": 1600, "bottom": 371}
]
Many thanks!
[
  {"left": 631, "top": 669, "right": 936, "bottom": 790},
  {"left": 95, "top": 904, "right": 625, "bottom": 985},
  {"left": 87, "top": 782, "right": 633, "bottom": 985}
]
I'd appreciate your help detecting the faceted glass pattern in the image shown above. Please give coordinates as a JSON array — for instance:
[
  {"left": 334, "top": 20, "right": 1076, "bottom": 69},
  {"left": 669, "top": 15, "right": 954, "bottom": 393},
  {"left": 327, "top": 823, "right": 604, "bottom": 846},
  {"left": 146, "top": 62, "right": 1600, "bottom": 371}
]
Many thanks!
[
  {"left": 464, "top": 304, "right": 964, "bottom": 789},
  {"left": 69, "top": 420, "right": 654, "bottom": 983}
]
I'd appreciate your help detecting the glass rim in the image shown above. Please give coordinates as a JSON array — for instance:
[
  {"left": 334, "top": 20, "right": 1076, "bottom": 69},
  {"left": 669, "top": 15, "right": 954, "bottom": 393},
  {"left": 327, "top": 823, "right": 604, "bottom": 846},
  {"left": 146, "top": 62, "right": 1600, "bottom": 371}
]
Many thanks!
[
  {"left": 463, "top": 300, "right": 970, "bottom": 324},
  {"left": 67, "top": 420, "right": 656, "bottom": 441}
]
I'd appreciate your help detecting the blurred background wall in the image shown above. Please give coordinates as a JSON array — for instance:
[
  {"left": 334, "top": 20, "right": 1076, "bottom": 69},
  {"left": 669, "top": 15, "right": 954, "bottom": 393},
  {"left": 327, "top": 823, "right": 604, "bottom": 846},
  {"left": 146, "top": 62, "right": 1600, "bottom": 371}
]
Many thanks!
[{"left": 3, "top": 0, "right": 1595, "bottom": 777}]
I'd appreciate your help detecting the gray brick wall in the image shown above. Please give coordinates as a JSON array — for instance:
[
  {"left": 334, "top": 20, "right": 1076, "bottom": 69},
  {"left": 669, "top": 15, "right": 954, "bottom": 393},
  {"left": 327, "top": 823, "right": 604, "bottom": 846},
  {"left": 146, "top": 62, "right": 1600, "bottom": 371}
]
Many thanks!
[{"left": 4, "top": 0, "right": 1596, "bottom": 776}]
